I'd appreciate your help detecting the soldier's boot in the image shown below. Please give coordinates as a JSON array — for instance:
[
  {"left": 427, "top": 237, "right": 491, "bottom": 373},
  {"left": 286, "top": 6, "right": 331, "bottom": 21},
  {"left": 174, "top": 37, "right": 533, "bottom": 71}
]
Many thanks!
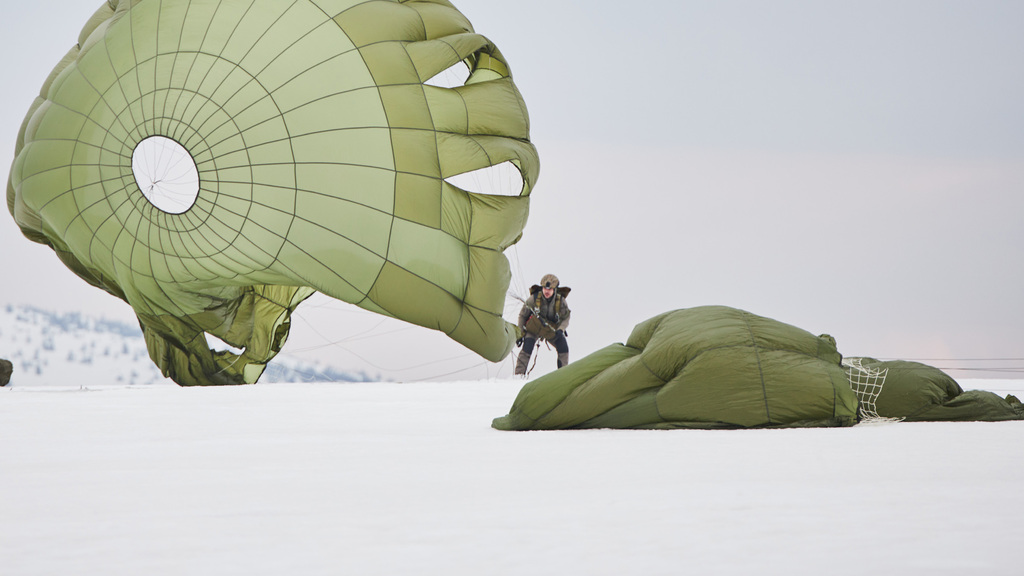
[
  {"left": 515, "top": 349, "right": 532, "bottom": 375},
  {"left": 557, "top": 352, "right": 570, "bottom": 369}
]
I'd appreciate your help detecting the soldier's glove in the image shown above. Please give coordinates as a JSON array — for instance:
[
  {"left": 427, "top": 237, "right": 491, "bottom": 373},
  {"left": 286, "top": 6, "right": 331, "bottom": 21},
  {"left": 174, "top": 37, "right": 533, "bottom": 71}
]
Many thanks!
[{"left": 515, "top": 337, "right": 523, "bottom": 347}]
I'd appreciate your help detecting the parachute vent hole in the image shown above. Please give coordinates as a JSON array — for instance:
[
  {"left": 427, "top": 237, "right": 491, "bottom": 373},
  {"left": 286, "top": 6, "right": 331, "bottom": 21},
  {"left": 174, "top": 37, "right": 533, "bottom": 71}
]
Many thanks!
[
  {"left": 445, "top": 161, "right": 524, "bottom": 197},
  {"left": 424, "top": 62, "right": 470, "bottom": 88},
  {"left": 131, "top": 136, "right": 200, "bottom": 214}
]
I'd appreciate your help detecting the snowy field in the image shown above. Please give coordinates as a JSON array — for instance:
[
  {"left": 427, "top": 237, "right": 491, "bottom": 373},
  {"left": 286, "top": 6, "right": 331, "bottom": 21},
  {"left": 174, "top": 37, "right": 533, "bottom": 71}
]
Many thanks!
[{"left": 2, "top": 378, "right": 1023, "bottom": 576}]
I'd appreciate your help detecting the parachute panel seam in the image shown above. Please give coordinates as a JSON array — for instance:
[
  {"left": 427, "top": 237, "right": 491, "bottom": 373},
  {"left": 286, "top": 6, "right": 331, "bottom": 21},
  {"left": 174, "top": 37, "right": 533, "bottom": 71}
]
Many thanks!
[{"left": 739, "top": 311, "right": 773, "bottom": 424}]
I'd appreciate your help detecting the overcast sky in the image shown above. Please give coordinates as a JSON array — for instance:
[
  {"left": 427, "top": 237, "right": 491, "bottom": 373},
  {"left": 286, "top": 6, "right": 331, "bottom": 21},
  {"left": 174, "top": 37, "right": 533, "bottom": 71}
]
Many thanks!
[{"left": 3, "top": 0, "right": 1023, "bottom": 381}]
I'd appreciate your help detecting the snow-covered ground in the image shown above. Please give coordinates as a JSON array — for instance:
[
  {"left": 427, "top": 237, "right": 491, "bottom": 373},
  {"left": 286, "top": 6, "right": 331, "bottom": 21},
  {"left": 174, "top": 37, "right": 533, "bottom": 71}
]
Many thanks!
[{"left": 1, "top": 377, "right": 1022, "bottom": 575}]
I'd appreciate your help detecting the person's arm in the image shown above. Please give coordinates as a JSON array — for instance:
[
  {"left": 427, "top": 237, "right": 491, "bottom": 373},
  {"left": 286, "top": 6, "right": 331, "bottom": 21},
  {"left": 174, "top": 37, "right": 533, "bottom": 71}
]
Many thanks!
[{"left": 518, "top": 305, "right": 532, "bottom": 334}]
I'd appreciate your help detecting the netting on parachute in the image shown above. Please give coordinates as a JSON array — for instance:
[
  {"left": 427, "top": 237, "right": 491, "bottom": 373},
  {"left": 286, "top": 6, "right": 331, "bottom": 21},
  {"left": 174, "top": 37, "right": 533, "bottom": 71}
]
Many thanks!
[{"left": 842, "top": 358, "right": 902, "bottom": 422}]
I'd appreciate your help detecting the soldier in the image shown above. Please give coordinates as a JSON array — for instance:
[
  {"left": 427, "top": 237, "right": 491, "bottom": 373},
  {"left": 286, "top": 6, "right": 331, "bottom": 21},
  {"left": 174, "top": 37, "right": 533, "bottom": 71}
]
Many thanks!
[{"left": 515, "top": 274, "right": 571, "bottom": 375}]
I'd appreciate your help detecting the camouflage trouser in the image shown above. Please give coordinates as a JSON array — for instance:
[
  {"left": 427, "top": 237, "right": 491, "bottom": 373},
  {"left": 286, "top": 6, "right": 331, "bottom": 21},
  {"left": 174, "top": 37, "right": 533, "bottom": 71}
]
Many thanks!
[{"left": 514, "top": 331, "right": 569, "bottom": 375}]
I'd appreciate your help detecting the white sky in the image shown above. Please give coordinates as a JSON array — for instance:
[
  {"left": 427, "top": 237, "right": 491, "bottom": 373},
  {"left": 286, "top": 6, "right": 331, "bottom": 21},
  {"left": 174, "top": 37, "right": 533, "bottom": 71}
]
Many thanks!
[{"left": 3, "top": 1, "right": 1023, "bottom": 381}]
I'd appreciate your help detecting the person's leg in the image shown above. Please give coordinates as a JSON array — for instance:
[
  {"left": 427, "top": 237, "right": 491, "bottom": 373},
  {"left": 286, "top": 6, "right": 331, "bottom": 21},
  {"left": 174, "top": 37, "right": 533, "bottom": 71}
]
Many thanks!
[
  {"left": 514, "top": 335, "right": 537, "bottom": 375},
  {"left": 552, "top": 331, "right": 569, "bottom": 368}
]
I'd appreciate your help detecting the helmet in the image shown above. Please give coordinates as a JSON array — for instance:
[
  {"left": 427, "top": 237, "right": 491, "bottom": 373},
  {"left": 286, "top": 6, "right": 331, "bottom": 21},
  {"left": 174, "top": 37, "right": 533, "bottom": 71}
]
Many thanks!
[{"left": 540, "top": 274, "right": 559, "bottom": 289}]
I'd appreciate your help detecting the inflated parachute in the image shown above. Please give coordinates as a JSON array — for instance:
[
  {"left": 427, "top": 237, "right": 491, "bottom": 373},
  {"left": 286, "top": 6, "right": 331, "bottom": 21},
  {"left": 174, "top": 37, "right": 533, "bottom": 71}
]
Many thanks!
[
  {"left": 493, "top": 306, "right": 860, "bottom": 430},
  {"left": 7, "top": 0, "right": 538, "bottom": 385}
]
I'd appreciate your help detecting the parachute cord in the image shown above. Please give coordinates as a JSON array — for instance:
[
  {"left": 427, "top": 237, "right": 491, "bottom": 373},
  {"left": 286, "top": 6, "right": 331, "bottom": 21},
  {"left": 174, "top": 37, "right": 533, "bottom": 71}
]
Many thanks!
[
  {"left": 523, "top": 338, "right": 555, "bottom": 378},
  {"left": 525, "top": 340, "right": 541, "bottom": 377},
  {"left": 290, "top": 310, "right": 394, "bottom": 350},
  {"left": 877, "top": 357, "right": 1024, "bottom": 374},
  {"left": 412, "top": 359, "right": 491, "bottom": 382},
  {"left": 509, "top": 244, "right": 523, "bottom": 293},
  {"left": 280, "top": 284, "right": 547, "bottom": 381},
  {"left": 289, "top": 300, "right": 487, "bottom": 377},
  {"left": 210, "top": 348, "right": 245, "bottom": 378},
  {"left": 329, "top": 344, "right": 482, "bottom": 375},
  {"left": 507, "top": 245, "right": 529, "bottom": 305}
]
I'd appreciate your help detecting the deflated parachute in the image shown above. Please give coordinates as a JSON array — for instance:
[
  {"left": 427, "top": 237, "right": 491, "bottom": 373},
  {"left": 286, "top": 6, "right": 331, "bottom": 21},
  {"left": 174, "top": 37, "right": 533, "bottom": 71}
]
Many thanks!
[
  {"left": 493, "top": 306, "right": 860, "bottom": 430},
  {"left": 7, "top": 0, "right": 538, "bottom": 385},
  {"left": 494, "top": 307, "right": 1024, "bottom": 430},
  {"left": 845, "top": 358, "right": 1024, "bottom": 422}
]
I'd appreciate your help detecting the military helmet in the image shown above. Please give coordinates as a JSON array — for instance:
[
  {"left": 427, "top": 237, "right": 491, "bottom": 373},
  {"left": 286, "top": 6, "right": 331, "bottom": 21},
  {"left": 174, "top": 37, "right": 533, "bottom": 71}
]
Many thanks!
[{"left": 540, "top": 274, "right": 559, "bottom": 290}]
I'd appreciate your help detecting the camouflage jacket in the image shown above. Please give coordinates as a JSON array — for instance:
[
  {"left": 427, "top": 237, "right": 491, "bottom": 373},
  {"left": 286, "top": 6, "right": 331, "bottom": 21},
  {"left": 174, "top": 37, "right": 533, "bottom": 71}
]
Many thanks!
[{"left": 518, "top": 288, "right": 570, "bottom": 340}]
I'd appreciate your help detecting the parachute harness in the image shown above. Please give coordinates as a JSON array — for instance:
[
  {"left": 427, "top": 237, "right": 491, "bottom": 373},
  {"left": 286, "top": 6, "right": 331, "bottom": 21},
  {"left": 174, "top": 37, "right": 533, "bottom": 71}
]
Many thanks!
[
  {"left": 534, "top": 291, "right": 562, "bottom": 318},
  {"left": 510, "top": 291, "right": 557, "bottom": 378}
]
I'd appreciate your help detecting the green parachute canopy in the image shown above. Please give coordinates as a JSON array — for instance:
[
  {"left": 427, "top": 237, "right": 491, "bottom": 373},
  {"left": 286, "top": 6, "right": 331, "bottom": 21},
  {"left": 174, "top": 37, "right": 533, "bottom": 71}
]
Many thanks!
[
  {"left": 494, "top": 307, "right": 1024, "bottom": 430},
  {"left": 844, "top": 358, "right": 1024, "bottom": 422},
  {"left": 493, "top": 306, "right": 861, "bottom": 430},
  {"left": 7, "top": 0, "right": 538, "bottom": 385}
]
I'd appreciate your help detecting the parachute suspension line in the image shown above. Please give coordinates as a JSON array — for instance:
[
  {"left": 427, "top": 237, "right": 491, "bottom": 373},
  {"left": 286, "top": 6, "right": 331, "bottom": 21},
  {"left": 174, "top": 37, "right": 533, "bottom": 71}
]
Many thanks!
[
  {"left": 876, "top": 357, "right": 1024, "bottom": 375},
  {"left": 524, "top": 339, "right": 541, "bottom": 377},
  {"left": 879, "top": 357, "right": 1024, "bottom": 361},
  {"left": 445, "top": 162, "right": 525, "bottom": 197},
  {"left": 411, "top": 358, "right": 492, "bottom": 382},
  {"left": 423, "top": 61, "right": 470, "bottom": 89},
  {"left": 204, "top": 329, "right": 342, "bottom": 385},
  {"left": 506, "top": 244, "right": 530, "bottom": 311},
  {"left": 289, "top": 304, "right": 479, "bottom": 375},
  {"left": 294, "top": 327, "right": 485, "bottom": 376},
  {"left": 843, "top": 358, "right": 903, "bottom": 423},
  {"left": 382, "top": 352, "right": 486, "bottom": 379},
  {"left": 289, "top": 304, "right": 388, "bottom": 351}
]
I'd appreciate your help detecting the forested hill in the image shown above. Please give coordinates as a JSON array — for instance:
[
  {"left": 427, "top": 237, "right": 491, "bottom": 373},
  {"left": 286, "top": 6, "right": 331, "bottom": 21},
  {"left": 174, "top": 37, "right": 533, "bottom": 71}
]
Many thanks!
[{"left": 0, "top": 305, "right": 376, "bottom": 387}]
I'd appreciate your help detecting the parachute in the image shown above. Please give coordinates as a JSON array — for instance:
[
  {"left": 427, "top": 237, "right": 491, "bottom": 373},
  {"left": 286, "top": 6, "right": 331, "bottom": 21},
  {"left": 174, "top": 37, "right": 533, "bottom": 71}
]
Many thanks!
[
  {"left": 493, "top": 307, "right": 1024, "bottom": 430},
  {"left": 844, "top": 358, "right": 1024, "bottom": 422},
  {"left": 493, "top": 306, "right": 861, "bottom": 430},
  {"left": 7, "top": 0, "right": 538, "bottom": 385}
]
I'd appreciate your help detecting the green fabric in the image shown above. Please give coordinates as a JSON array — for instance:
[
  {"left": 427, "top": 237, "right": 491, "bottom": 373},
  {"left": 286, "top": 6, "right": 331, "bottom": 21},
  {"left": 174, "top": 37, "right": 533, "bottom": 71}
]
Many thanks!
[
  {"left": 493, "top": 306, "right": 859, "bottom": 430},
  {"left": 7, "top": 0, "right": 538, "bottom": 385},
  {"left": 848, "top": 358, "right": 1024, "bottom": 422}
]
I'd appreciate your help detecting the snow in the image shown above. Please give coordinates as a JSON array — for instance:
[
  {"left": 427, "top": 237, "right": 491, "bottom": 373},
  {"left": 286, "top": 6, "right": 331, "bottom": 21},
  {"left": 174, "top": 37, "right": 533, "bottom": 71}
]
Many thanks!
[
  {"left": 2, "top": 378, "right": 1023, "bottom": 575},
  {"left": 0, "top": 305, "right": 167, "bottom": 386},
  {"left": 0, "top": 305, "right": 377, "bottom": 386}
]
